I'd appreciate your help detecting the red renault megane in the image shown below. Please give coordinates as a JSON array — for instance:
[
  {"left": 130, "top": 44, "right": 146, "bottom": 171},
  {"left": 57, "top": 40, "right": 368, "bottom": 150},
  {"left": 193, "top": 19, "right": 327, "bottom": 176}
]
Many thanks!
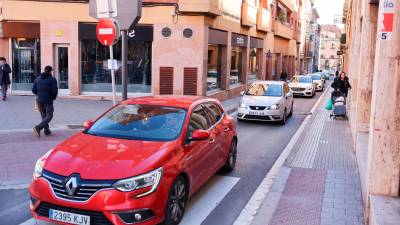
[{"left": 29, "top": 96, "right": 237, "bottom": 225}]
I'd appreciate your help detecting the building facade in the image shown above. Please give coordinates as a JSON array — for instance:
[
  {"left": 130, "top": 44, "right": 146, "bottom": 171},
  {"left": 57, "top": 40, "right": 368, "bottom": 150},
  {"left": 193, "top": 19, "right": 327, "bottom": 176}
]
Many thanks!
[
  {"left": 343, "top": 0, "right": 400, "bottom": 224},
  {"left": 0, "top": 0, "right": 303, "bottom": 100},
  {"left": 318, "top": 24, "right": 342, "bottom": 72}
]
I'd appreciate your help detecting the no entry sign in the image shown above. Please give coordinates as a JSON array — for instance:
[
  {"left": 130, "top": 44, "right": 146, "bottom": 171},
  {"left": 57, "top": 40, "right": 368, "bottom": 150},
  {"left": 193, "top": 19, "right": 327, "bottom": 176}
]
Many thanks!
[
  {"left": 96, "top": 18, "right": 118, "bottom": 46},
  {"left": 379, "top": 0, "right": 395, "bottom": 41}
]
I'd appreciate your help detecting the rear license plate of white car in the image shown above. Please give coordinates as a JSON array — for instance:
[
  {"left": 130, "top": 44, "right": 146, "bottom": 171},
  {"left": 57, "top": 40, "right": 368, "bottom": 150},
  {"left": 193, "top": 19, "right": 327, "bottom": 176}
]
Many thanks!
[
  {"left": 49, "top": 209, "right": 90, "bottom": 225},
  {"left": 249, "top": 111, "right": 265, "bottom": 116}
]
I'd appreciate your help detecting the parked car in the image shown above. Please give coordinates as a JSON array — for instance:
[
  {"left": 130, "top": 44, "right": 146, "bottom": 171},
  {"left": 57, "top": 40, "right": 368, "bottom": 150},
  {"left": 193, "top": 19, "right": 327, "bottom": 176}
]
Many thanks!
[
  {"left": 317, "top": 71, "right": 330, "bottom": 81},
  {"left": 289, "top": 75, "right": 316, "bottom": 97},
  {"left": 29, "top": 96, "right": 238, "bottom": 225},
  {"left": 237, "top": 81, "right": 294, "bottom": 125},
  {"left": 310, "top": 73, "right": 325, "bottom": 91}
]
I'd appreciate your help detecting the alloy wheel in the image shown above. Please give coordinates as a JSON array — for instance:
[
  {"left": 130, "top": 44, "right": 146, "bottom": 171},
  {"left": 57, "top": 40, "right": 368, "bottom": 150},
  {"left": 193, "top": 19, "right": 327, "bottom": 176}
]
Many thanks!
[{"left": 168, "top": 178, "right": 187, "bottom": 223}]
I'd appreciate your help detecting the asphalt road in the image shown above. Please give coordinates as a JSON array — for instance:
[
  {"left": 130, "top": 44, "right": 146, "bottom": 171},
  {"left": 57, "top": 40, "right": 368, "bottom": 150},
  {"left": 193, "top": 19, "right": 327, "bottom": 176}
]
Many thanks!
[{"left": 0, "top": 87, "right": 325, "bottom": 225}]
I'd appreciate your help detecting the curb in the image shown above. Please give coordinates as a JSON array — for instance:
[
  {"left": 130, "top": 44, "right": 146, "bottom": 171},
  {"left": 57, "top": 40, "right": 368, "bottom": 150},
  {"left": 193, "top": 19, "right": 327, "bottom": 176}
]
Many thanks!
[{"left": 233, "top": 85, "right": 331, "bottom": 225}]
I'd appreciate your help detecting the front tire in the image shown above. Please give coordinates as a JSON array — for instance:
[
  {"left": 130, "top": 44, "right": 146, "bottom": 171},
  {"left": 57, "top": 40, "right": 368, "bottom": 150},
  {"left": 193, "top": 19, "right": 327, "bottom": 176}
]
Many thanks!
[
  {"left": 221, "top": 140, "right": 237, "bottom": 172},
  {"left": 162, "top": 176, "right": 189, "bottom": 225},
  {"left": 280, "top": 109, "right": 287, "bottom": 125}
]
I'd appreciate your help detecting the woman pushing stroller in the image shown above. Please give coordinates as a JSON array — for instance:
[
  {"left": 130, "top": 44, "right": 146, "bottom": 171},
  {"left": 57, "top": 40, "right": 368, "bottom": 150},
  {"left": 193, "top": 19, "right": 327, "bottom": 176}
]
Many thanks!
[{"left": 331, "top": 71, "right": 352, "bottom": 97}]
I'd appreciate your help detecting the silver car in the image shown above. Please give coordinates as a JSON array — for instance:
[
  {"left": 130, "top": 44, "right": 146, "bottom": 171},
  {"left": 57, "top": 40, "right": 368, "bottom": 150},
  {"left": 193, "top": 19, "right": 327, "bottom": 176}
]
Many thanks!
[
  {"left": 237, "top": 81, "right": 294, "bottom": 125},
  {"left": 310, "top": 73, "right": 325, "bottom": 91}
]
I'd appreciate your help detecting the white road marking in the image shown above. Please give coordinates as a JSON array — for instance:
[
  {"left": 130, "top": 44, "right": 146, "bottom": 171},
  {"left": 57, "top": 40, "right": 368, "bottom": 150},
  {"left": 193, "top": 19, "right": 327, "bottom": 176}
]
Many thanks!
[
  {"left": 181, "top": 175, "right": 240, "bottom": 225},
  {"left": 233, "top": 85, "right": 331, "bottom": 225},
  {"left": 0, "top": 183, "right": 30, "bottom": 190},
  {"left": 20, "top": 175, "right": 239, "bottom": 225}
]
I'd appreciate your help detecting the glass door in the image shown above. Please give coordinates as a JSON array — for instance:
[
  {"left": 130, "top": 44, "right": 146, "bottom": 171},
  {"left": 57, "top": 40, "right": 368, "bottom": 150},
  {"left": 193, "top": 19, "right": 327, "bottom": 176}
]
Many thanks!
[{"left": 55, "top": 45, "right": 69, "bottom": 93}]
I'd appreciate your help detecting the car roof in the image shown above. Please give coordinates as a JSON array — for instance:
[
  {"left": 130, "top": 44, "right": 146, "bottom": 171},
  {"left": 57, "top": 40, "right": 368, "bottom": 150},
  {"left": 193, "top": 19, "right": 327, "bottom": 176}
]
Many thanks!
[
  {"left": 121, "top": 95, "right": 218, "bottom": 109},
  {"left": 250, "top": 80, "right": 285, "bottom": 85},
  {"left": 294, "top": 75, "right": 312, "bottom": 78}
]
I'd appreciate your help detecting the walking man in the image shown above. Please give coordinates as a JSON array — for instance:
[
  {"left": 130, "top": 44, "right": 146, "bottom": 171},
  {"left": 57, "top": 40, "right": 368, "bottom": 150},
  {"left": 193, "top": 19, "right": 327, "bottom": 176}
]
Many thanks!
[
  {"left": 32, "top": 66, "right": 58, "bottom": 137},
  {"left": 0, "top": 57, "right": 12, "bottom": 101}
]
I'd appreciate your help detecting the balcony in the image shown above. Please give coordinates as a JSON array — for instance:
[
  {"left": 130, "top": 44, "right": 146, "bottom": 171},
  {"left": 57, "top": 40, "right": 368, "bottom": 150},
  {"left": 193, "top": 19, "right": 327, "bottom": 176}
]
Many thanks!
[
  {"left": 293, "top": 30, "right": 301, "bottom": 42},
  {"left": 256, "top": 8, "right": 272, "bottom": 32},
  {"left": 278, "top": 0, "right": 294, "bottom": 12},
  {"left": 273, "top": 21, "right": 293, "bottom": 40},
  {"left": 241, "top": 2, "right": 257, "bottom": 27},
  {"left": 179, "top": 0, "right": 222, "bottom": 16}
]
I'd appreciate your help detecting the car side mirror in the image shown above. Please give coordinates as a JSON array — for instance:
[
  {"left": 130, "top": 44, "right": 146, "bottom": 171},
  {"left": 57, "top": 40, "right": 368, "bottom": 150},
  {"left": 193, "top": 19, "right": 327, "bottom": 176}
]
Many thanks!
[
  {"left": 189, "top": 130, "right": 210, "bottom": 142},
  {"left": 240, "top": 91, "right": 245, "bottom": 96},
  {"left": 83, "top": 120, "right": 94, "bottom": 129}
]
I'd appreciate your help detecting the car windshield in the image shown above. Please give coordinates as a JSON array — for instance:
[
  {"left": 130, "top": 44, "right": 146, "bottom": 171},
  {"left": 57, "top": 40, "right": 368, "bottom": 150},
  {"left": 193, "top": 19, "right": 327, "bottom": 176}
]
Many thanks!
[
  {"left": 86, "top": 104, "right": 187, "bottom": 141},
  {"left": 292, "top": 77, "right": 312, "bottom": 83},
  {"left": 246, "top": 83, "right": 283, "bottom": 97},
  {"left": 310, "top": 75, "right": 321, "bottom": 80}
]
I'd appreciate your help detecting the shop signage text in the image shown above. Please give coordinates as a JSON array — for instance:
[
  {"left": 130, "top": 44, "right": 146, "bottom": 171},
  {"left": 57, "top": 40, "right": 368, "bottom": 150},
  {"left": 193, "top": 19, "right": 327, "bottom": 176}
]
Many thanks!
[{"left": 379, "top": 0, "right": 395, "bottom": 41}]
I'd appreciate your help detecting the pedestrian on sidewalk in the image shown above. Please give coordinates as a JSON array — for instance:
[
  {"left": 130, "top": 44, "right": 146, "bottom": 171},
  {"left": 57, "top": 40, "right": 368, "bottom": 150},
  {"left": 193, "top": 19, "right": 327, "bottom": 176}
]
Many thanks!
[
  {"left": 0, "top": 57, "right": 12, "bottom": 101},
  {"left": 280, "top": 69, "right": 288, "bottom": 81},
  {"left": 331, "top": 71, "right": 351, "bottom": 97},
  {"left": 32, "top": 65, "right": 58, "bottom": 138}
]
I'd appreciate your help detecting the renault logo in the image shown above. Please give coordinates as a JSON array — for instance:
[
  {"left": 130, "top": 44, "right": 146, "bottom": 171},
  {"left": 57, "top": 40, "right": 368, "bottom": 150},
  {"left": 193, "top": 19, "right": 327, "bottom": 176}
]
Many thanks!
[{"left": 65, "top": 176, "right": 78, "bottom": 196}]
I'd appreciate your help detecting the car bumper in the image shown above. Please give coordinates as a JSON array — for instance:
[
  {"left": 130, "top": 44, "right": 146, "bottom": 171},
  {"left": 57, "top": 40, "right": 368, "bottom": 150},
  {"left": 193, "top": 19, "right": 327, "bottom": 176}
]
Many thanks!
[
  {"left": 315, "top": 84, "right": 323, "bottom": 91},
  {"left": 237, "top": 108, "right": 283, "bottom": 121},
  {"left": 29, "top": 177, "right": 171, "bottom": 225},
  {"left": 291, "top": 90, "right": 313, "bottom": 96}
]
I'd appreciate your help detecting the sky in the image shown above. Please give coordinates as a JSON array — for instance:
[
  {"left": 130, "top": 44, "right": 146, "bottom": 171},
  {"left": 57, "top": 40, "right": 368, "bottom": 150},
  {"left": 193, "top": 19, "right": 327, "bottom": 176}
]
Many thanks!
[{"left": 314, "top": 0, "right": 345, "bottom": 27}]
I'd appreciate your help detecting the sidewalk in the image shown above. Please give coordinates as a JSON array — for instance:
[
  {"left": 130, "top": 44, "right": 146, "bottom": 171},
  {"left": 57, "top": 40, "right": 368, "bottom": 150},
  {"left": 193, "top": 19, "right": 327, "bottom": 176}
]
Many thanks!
[
  {"left": 245, "top": 89, "right": 365, "bottom": 225},
  {"left": 0, "top": 95, "right": 241, "bottom": 187},
  {"left": 0, "top": 95, "right": 240, "bottom": 131}
]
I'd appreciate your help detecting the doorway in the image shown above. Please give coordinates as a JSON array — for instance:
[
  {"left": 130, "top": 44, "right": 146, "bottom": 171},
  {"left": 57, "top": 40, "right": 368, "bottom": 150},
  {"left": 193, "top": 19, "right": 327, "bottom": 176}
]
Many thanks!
[{"left": 54, "top": 45, "right": 70, "bottom": 94}]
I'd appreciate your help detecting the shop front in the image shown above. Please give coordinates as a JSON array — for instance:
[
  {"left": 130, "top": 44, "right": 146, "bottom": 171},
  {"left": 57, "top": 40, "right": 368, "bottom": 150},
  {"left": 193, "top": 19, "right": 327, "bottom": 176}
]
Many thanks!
[
  {"left": 207, "top": 28, "right": 228, "bottom": 93},
  {"left": 230, "top": 33, "right": 248, "bottom": 87},
  {"left": 1, "top": 21, "right": 41, "bottom": 92},
  {"left": 79, "top": 23, "right": 153, "bottom": 95},
  {"left": 248, "top": 37, "right": 263, "bottom": 82}
]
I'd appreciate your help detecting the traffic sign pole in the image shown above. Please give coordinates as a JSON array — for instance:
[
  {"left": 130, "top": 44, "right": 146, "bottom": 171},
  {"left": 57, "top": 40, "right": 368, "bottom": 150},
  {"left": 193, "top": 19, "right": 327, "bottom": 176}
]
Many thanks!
[
  {"left": 109, "top": 45, "right": 117, "bottom": 105},
  {"left": 121, "top": 30, "right": 128, "bottom": 101}
]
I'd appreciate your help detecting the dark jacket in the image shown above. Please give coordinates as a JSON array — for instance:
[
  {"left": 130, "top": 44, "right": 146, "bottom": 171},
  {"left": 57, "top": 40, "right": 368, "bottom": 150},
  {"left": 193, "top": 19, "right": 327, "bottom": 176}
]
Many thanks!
[
  {"left": 32, "top": 72, "right": 58, "bottom": 104},
  {"left": 331, "top": 76, "right": 351, "bottom": 95},
  {"left": 280, "top": 72, "right": 288, "bottom": 81},
  {"left": 0, "top": 63, "right": 11, "bottom": 85}
]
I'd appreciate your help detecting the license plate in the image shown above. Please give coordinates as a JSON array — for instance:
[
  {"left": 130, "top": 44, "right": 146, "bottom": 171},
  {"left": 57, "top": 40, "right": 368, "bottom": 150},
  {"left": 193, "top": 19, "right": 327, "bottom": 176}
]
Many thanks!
[
  {"left": 249, "top": 111, "right": 265, "bottom": 116},
  {"left": 49, "top": 209, "right": 90, "bottom": 225}
]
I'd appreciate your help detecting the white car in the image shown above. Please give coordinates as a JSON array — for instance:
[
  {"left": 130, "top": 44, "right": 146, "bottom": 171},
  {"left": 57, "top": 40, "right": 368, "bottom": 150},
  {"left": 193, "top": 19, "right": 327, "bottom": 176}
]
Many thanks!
[
  {"left": 237, "top": 81, "right": 294, "bottom": 125},
  {"left": 289, "top": 75, "right": 316, "bottom": 97},
  {"left": 309, "top": 73, "right": 324, "bottom": 91}
]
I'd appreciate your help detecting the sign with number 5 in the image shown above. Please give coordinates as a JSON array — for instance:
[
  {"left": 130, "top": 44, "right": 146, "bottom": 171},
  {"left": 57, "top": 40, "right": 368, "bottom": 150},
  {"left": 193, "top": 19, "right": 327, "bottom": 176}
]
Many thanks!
[{"left": 379, "top": 0, "right": 395, "bottom": 41}]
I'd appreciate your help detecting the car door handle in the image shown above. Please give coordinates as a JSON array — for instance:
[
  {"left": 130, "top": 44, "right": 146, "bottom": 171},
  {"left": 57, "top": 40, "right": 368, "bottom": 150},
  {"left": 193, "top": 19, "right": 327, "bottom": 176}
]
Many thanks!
[
  {"left": 209, "top": 138, "right": 215, "bottom": 144},
  {"left": 224, "top": 127, "right": 230, "bottom": 132}
]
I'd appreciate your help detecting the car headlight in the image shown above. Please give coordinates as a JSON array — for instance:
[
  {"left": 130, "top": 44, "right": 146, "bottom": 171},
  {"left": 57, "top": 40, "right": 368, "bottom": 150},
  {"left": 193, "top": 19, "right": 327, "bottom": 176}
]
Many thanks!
[
  {"left": 239, "top": 102, "right": 247, "bottom": 108},
  {"left": 113, "top": 168, "right": 163, "bottom": 197},
  {"left": 270, "top": 104, "right": 280, "bottom": 110},
  {"left": 33, "top": 149, "right": 53, "bottom": 180}
]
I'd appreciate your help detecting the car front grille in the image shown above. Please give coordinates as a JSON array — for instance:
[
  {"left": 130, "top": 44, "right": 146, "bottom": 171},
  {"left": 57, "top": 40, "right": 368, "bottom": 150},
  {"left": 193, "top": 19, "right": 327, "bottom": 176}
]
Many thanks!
[
  {"left": 42, "top": 170, "right": 115, "bottom": 202},
  {"left": 244, "top": 115, "right": 271, "bottom": 120},
  {"left": 35, "top": 202, "right": 113, "bottom": 225},
  {"left": 291, "top": 87, "right": 306, "bottom": 91},
  {"left": 249, "top": 106, "right": 267, "bottom": 110}
]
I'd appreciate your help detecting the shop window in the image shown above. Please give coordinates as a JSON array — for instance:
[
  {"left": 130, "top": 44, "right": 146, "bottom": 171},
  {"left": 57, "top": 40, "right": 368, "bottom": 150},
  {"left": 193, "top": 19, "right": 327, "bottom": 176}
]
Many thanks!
[
  {"left": 230, "top": 47, "right": 243, "bottom": 86},
  {"left": 81, "top": 39, "right": 151, "bottom": 93},
  {"left": 248, "top": 48, "right": 259, "bottom": 82},
  {"left": 11, "top": 38, "right": 41, "bottom": 91},
  {"left": 207, "top": 45, "right": 222, "bottom": 92}
]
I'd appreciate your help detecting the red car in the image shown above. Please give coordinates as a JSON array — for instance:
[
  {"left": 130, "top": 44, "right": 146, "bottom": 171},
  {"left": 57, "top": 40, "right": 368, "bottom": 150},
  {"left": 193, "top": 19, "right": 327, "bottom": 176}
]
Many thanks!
[{"left": 29, "top": 96, "right": 237, "bottom": 225}]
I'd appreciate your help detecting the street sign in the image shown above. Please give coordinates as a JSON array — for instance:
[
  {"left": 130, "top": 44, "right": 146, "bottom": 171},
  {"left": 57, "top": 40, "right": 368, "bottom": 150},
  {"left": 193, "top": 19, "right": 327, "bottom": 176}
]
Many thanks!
[
  {"left": 379, "top": 0, "right": 395, "bottom": 41},
  {"left": 89, "top": 0, "right": 142, "bottom": 30},
  {"left": 96, "top": 18, "right": 117, "bottom": 46},
  {"left": 337, "top": 50, "right": 343, "bottom": 56}
]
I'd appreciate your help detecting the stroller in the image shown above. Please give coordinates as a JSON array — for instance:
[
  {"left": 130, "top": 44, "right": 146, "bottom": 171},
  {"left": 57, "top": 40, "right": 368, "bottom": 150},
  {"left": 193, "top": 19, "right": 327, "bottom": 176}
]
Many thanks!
[{"left": 330, "top": 90, "right": 348, "bottom": 120}]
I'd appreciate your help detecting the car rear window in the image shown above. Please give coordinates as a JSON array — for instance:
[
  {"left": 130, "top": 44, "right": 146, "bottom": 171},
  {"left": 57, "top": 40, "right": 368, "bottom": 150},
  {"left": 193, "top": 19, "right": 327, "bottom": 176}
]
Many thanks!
[
  {"left": 86, "top": 104, "right": 187, "bottom": 141},
  {"left": 246, "top": 83, "right": 283, "bottom": 97}
]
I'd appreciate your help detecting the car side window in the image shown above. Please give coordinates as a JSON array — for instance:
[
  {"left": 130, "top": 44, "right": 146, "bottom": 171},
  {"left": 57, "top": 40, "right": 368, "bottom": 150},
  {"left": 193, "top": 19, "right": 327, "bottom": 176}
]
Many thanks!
[
  {"left": 188, "top": 105, "right": 210, "bottom": 137},
  {"left": 204, "top": 103, "right": 223, "bottom": 126}
]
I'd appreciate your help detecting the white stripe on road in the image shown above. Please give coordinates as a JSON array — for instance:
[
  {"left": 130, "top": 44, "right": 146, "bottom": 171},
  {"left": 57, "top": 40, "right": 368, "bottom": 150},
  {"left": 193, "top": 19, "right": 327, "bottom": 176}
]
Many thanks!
[
  {"left": 20, "top": 175, "right": 239, "bottom": 225},
  {"left": 181, "top": 175, "right": 240, "bottom": 225},
  {"left": 233, "top": 85, "right": 331, "bottom": 225}
]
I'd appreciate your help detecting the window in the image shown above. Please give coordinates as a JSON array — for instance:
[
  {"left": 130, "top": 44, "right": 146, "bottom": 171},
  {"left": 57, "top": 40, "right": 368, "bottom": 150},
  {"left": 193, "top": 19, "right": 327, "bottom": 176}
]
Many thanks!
[
  {"left": 81, "top": 39, "right": 152, "bottom": 93},
  {"left": 321, "top": 55, "right": 324, "bottom": 59},
  {"left": 248, "top": 48, "right": 259, "bottom": 82},
  {"left": 230, "top": 47, "right": 243, "bottom": 85},
  {"left": 246, "top": 83, "right": 283, "bottom": 97},
  {"left": 86, "top": 104, "right": 187, "bottom": 141},
  {"left": 331, "top": 55, "right": 335, "bottom": 59},
  {"left": 188, "top": 105, "right": 210, "bottom": 136},
  {"left": 204, "top": 103, "right": 223, "bottom": 126},
  {"left": 207, "top": 45, "right": 222, "bottom": 91}
]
